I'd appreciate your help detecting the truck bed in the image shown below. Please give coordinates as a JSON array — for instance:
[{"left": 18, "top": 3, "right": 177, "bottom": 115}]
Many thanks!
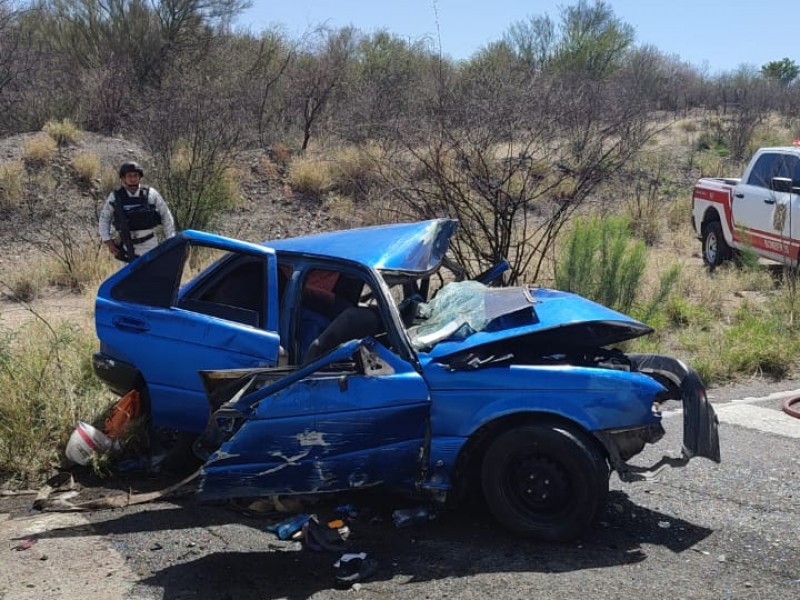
[{"left": 695, "top": 176, "right": 740, "bottom": 190}]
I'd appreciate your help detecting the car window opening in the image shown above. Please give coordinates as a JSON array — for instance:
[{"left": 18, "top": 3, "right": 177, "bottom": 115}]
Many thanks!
[
  {"left": 297, "top": 268, "right": 387, "bottom": 365},
  {"left": 178, "top": 250, "right": 266, "bottom": 328}
]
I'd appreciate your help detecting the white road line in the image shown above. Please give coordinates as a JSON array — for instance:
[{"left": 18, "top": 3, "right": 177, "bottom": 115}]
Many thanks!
[
  {"left": 661, "top": 389, "right": 800, "bottom": 439},
  {"left": 716, "top": 389, "right": 800, "bottom": 404},
  {"left": 713, "top": 403, "right": 800, "bottom": 439}
]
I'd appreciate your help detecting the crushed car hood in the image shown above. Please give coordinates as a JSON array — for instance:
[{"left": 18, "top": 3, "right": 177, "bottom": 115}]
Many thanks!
[
  {"left": 262, "top": 218, "right": 458, "bottom": 274},
  {"left": 421, "top": 287, "right": 654, "bottom": 359}
]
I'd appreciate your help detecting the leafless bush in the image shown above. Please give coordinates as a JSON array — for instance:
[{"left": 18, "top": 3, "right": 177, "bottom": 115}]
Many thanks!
[
  {"left": 287, "top": 27, "right": 356, "bottom": 152},
  {"left": 142, "top": 73, "right": 247, "bottom": 231},
  {"left": 382, "top": 68, "right": 660, "bottom": 285}
]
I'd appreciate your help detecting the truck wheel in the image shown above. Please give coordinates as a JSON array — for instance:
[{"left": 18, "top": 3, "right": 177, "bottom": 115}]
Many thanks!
[
  {"left": 481, "top": 423, "right": 609, "bottom": 542},
  {"left": 702, "top": 221, "right": 730, "bottom": 269}
]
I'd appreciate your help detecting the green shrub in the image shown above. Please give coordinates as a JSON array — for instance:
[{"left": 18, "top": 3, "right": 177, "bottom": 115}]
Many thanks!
[
  {"left": 0, "top": 320, "right": 112, "bottom": 486},
  {"left": 158, "top": 144, "right": 242, "bottom": 231},
  {"left": 720, "top": 308, "right": 798, "bottom": 379},
  {"left": 661, "top": 294, "right": 713, "bottom": 329},
  {"left": 555, "top": 215, "right": 647, "bottom": 314},
  {"left": 636, "top": 264, "right": 683, "bottom": 323}
]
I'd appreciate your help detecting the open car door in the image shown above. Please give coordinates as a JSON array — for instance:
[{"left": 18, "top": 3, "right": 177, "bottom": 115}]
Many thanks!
[
  {"left": 197, "top": 339, "right": 431, "bottom": 501},
  {"left": 95, "top": 231, "right": 281, "bottom": 433}
]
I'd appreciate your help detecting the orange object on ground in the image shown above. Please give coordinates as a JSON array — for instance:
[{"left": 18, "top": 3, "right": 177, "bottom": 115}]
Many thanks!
[{"left": 104, "top": 389, "right": 141, "bottom": 439}]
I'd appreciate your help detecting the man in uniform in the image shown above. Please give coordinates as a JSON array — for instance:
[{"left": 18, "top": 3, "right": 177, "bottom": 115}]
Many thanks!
[{"left": 99, "top": 161, "right": 175, "bottom": 261}]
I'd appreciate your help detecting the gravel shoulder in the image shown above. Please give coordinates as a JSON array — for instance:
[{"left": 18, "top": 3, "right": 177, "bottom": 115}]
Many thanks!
[{"left": 0, "top": 509, "right": 137, "bottom": 599}]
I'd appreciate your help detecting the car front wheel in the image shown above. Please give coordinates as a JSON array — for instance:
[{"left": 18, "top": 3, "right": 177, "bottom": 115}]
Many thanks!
[{"left": 481, "top": 423, "right": 609, "bottom": 542}]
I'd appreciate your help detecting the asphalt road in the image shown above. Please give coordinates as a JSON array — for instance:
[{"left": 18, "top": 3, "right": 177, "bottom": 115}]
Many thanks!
[{"left": 2, "top": 380, "right": 800, "bottom": 600}]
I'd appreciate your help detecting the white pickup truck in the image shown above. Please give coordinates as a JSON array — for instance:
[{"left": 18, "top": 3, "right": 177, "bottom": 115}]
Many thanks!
[{"left": 691, "top": 146, "right": 800, "bottom": 268}]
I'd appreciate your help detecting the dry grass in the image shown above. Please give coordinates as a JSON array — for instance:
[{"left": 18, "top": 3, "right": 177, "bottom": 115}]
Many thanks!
[
  {"left": 289, "top": 154, "right": 333, "bottom": 196},
  {"left": 72, "top": 150, "right": 101, "bottom": 184},
  {"left": 2, "top": 237, "right": 118, "bottom": 302},
  {"left": 43, "top": 243, "right": 119, "bottom": 293},
  {"left": 0, "top": 160, "right": 25, "bottom": 210},
  {"left": 255, "top": 154, "right": 281, "bottom": 180},
  {"left": 329, "top": 142, "right": 385, "bottom": 200},
  {"left": 271, "top": 141, "right": 293, "bottom": 165},
  {"left": 99, "top": 165, "right": 119, "bottom": 196},
  {"left": 1, "top": 265, "right": 47, "bottom": 302},
  {"left": 324, "top": 192, "right": 355, "bottom": 226},
  {"left": 43, "top": 118, "right": 83, "bottom": 147},
  {"left": 22, "top": 133, "right": 58, "bottom": 166}
]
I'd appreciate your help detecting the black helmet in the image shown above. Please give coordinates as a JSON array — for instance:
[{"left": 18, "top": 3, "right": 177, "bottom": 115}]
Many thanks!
[{"left": 119, "top": 161, "right": 144, "bottom": 178}]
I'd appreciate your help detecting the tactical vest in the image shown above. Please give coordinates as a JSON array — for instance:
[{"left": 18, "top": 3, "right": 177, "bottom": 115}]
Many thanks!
[{"left": 112, "top": 187, "right": 162, "bottom": 232}]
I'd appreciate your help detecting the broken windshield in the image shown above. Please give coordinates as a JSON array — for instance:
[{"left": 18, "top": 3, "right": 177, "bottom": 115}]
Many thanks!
[{"left": 407, "top": 281, "right": 535, "bottom": 350}]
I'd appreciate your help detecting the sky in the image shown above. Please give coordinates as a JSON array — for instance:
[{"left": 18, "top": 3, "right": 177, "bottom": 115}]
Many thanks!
[{"left": 238, "top": 0, "right": 800, "bottom": 75}]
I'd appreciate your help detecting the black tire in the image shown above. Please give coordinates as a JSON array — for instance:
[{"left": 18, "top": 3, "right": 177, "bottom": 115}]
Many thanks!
[
  {"left": 702, "top": 221, "right": 730, "bottom": 269},
  {"left": 481, "top": 423, "right": 609, "bottom": 542}
]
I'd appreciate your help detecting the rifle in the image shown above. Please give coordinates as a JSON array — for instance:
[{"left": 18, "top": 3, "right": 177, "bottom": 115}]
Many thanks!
[{"left": 112, "top": 190, "right": 136, "bottom": 263}]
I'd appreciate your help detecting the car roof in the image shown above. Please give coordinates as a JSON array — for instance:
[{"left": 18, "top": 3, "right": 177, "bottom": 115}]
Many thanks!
[{"left": 262, "top": 218, "right": 458, "bottom": 274}]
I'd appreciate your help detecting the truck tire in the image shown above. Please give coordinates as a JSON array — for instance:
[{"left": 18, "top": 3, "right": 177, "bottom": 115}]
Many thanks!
[
  {"left": 702, "top": 221, "right": 730, "bottom": 269},
  {"left": 481, "top": 423, "right": 609, "bottom": 542}
]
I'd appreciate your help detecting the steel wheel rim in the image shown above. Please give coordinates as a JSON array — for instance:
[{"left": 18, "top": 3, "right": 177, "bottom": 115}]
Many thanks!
[
  {"left": 706, "top": 232, "right": 718, "bottom": 263},
  {"left": 503, "top": 454, "right": 571, "bottom": 517}
]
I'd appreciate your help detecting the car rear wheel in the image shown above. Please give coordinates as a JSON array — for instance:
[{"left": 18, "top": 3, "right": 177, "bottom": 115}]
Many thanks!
[
  {"left": 702, "top": 221, "right": 729, "bottom": 269},
  {"left": 481, "top": 423, "right": 609, "bottom": 542}
]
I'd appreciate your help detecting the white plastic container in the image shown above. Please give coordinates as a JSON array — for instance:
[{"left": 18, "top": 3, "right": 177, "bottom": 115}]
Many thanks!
[{"left": 65, "top": 421, "right": 112, "bottom": 465}]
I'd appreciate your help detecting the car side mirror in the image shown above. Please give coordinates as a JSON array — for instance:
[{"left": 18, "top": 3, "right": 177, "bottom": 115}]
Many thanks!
[
  {"left": 771, "top": 177, "right": 793, "bottom": 193},
  {"left": 475, "top": 260, "right": 510, "bottom": 286}
]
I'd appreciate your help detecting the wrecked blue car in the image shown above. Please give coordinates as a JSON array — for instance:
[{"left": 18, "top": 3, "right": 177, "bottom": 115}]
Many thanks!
[{"left": 94, "top": 219, "right": 719, "bottom": 541}]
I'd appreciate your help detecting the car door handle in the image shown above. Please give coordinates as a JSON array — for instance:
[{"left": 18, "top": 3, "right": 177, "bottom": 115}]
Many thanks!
[
  {"left": 735, "top": 193, "right": 744, "bottom": 198},
  {"left": 764, "top": 198, "right": 776, "bottom": 205},
  {"left": 112, "top": 316, "right": 150, "bottom": 332}
]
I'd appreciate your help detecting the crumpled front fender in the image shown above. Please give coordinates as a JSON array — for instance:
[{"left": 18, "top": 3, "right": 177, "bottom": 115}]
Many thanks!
[{"left": 598, "top": 353, "right": 720, "bottom": 482}]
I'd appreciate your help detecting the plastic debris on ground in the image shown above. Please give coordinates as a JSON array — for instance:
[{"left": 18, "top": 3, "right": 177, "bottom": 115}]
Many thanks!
[
  {"left": 265, "top": 513, "right": 312, "bottom": 540},
  {"left": 392, "top": 506, "right": 437, "bottom": 528},
  {"left": 333, "top": 552, "right": 379, "bottom": 588},
  {"left": 302, "top": 515, "right": 348, "bottom": 553},
  {"left": 335, "top": 503, "right": 358, "bottom": 519},
  {"left": 64, "top": 421, "right": 114, "bottom": 466},
  {"left": 114, "top": 450, "right": 168, "bottom": 474},
  {"left": 104, "top": 389, "right": 141, "bottom": 439},
  {"left": 15, "top": 538, "right": 37, "bottom": 551}
]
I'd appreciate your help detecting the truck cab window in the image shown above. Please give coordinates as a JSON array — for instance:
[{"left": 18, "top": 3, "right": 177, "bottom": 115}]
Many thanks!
[{"left": 746, "top": 154, "right": 778, "bottom": 188}]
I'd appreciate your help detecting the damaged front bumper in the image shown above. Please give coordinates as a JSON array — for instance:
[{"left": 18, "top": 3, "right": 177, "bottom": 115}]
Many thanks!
[{"left": 596, "top": 353, "right": 720, "bottom": 482}]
